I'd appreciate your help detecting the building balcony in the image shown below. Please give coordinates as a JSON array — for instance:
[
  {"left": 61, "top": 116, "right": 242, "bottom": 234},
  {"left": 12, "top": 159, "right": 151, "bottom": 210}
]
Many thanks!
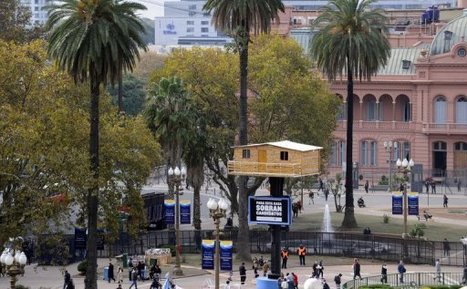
[
  {"left": 336, "top": 120, "right": 416, "bottom": 131},
  {"left": 421, "top": 123, "right": 467, "bottom": 135}
]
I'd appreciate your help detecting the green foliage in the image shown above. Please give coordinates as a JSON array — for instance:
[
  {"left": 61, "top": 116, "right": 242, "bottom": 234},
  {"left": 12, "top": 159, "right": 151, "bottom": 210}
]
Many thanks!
[
  {"left": 14, "top": 285, "right": 30, "bottom": 289},
  {"left": 379, "top": 175, "right": 389, "bottom": 185},
  {"left": 107, "top": 74, "right": 146, "bottom": 116},
  {"left": 78, "top": 260, "right": 88, "bottom": 275},
  {"left": 420, "top": 286, "right": 462, "bottom": 289},
  {"left": 36, "top": 235, "right": 71, "bottom": 266},
  {"left": 0, "top": 0, "right": 44, "bottom": 42},
  {"left": 383, "top": 214, "right": 390, "bottom": 224},
  {"left": 410, "top": 223, "right": 426, "bottom": 238}
]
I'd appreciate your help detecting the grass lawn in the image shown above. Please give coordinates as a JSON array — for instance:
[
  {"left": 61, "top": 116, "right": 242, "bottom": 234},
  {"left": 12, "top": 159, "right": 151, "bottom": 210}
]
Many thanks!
[{"left": 288, "top": 212, "right": 466, "bottom": 241}]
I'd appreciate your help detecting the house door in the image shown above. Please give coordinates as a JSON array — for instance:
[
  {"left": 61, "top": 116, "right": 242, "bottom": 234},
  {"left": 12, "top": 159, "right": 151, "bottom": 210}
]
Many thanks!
[
  {"left": 432, "top": 141, "right": 447, "bottom": 177},
  {"left": 258, "top": 150, "right": 267, "bottom": 171}
]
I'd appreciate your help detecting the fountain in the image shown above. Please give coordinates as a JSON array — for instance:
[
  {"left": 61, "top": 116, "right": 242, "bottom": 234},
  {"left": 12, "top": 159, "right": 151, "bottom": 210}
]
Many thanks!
[{"left": 321, "top": 204, "right": 334, "bottom": 233}]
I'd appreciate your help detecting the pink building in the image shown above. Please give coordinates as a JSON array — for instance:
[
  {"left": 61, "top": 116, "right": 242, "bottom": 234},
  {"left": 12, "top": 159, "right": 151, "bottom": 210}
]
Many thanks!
[{"left": 327, "top": 11, "right": 467, "bottom": 185}]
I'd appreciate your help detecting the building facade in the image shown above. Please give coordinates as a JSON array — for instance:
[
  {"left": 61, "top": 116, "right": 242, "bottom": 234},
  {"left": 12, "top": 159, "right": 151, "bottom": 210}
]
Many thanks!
[
  {"left": 326, "top": 11, "right": 467, "bottom": 184},
  {"left": 21, "top": 0, "right": 52, "bottom": 25}
]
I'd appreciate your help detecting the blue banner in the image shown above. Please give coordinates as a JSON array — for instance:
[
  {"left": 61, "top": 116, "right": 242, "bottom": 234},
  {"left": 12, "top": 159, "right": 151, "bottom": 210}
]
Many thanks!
[
  {"left": 74, "top": 227, "right": 87, "bottom": 249},
  {"left": 180, "top": 200, "right": 191, "bottom": 224},
  {"left": 220, "top": 240, "right": 233, "bottom": 271},
  {"left": 392, "top": 192, "right": 403, "bottom": 215},
  {"left": 408, "top": 192, "right": 419, "bottom": 216},
  {"left": 202, "top": 240, "right": 215, "bottom": 270},
  {"left": 164, "top": 200, "right": 175, "bottom": 225}
]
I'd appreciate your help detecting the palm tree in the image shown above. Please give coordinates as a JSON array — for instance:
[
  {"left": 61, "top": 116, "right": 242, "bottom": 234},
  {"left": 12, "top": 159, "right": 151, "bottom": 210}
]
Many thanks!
[
  {"left": 46, "top": 0, "right": 147, "bottom": 288},
  {"left": 310, "top": 0, "right": 390, "bottom": 227},
  {"left": 144, "top": 77, "right": 197, "bottom": 197},
  {"left": 203, "top": 0, "right": 284, "bottom": 262}
]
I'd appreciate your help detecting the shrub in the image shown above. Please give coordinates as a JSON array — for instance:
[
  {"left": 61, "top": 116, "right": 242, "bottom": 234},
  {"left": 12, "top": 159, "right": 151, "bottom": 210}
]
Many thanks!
[
  {"left": 410, "top": 223, "right": 426, "bottom": 238},
  {"left": 379, "top": 175, "right": 389, "bottom": 185},
  {"left": 383, "top": 214, "right": 390, "bottom": 224},
  {"left": 15, "top": 285, "right": 30, "bottom": 289},
  {"left": 78, "top": 260, "right": 88, "bottom": 275}
]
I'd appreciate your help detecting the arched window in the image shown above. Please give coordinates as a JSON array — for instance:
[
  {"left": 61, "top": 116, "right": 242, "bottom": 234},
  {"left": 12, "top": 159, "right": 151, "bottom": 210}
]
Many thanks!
[
  {"left": 366, "top": 99, "right": 377, "bottom": 121},
  {"left": 434, "top": 96, "right": 447, "bottom": 124},
  {"left": 360, "top": 140, "right": 377, "bottom": 166},
  {"left": 456, "top": 96, "right": 467, "bottom": 123},
  {"left": 402, "top": 100, "right": 411, "bottom": 122}
]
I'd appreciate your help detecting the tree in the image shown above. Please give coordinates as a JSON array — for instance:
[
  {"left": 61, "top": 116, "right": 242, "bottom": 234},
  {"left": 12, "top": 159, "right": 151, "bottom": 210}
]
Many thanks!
[
  {"left": 310, "top": 0, "right": 390, "bottom": 228},
  {"left": 46, "top": 0, "right": 147, "bottom": 287},
  {"left": 107, "top": 74, "right": 146, "bottom": 116},
  {"left": 0, "top": 0, "right": 45, "bottom": 42},
  {"left": 144, "top": 77, "right": 198, "bottom": 197},
  {"left": 203, "top": 0, "right": 285, "bottom": 261}
]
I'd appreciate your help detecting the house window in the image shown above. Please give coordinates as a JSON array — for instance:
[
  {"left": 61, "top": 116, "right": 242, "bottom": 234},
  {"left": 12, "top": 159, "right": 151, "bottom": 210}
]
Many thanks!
[
  {"left": 186, "top": 27, "right": 194, "bottom": 33},
  {"left": 455, "top": 142, "right": 467, "bottom": 151},
  {"left": 434, "top": 96, "right": 447, "bottom": 124},
  {"left": 330, "top": 140, "right": 346, "bottom": 166},
  {"left": 186, "top": 20, "right": 194, "bottom": 25},
  {"left": 201, "top": 27, "right": 209, "bottom": 33},
  {"left": 456, "top": 96, "right": 467, "bottom": 124},
  {"left": 360, "top": 140, "right": 377, "bottom": 166},
  {"left": 201, "top": 20, "right": 209, "bottom": 25},
  {"left": 242, "top": 149, "right": 250, "bottom": 159},
  {"left": 280, "top": 151, "right": 289, "bottom": 161},
  {"left": 366, "top": 100, "right": 377, "bottom": 121}
]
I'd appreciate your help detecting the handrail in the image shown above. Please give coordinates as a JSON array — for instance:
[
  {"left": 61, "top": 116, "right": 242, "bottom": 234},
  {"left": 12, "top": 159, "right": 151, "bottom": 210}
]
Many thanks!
[{"left": 343, "top": 271, "right": 465, "bottom": 289}]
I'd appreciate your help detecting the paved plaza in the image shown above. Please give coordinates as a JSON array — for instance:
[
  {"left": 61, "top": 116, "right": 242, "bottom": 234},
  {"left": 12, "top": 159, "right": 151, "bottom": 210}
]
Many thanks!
[{"left": 1, "top": 186, "right": 466, "bottom": 289}]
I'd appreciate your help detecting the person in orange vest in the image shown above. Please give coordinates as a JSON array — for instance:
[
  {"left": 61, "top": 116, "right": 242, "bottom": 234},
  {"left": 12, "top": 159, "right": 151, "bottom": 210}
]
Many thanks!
[
  {"left": 296, "top": 244, "right": 306, "bottom": 266},
  {"left": 280, "top": 248, "right": 289, "bottom": 269}
]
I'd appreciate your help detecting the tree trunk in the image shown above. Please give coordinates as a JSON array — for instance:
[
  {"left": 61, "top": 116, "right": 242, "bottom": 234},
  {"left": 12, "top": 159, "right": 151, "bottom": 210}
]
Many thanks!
[
  {"left": 190, "top": 162, "right": 204, "bottom": 230},
  {"left": 117, "top": 68, "right": 124, "bottom": 113},
  {"left": 236, "top": 36, "right": 251, "bottom": 262},
  {"left": 341, "top": 61, "right": 358, "bottom": 228},
  {"left": 84, "top": 75, "right": 100, "bottom": 289}
]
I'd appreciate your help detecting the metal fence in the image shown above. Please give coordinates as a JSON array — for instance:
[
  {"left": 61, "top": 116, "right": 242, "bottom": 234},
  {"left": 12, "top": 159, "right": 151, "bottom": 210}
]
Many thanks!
[
  {"left": 79, "top": 231, "right": 466, "bottom": 267},
  {"left": 343, "top": 271, "right": 467, "bottom": 289}
]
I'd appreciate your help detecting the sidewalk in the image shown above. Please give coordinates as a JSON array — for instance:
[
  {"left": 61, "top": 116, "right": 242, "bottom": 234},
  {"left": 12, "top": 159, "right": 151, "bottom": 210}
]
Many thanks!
[{"left": 0, "top": 256, "right": 461, "bottom": 289}]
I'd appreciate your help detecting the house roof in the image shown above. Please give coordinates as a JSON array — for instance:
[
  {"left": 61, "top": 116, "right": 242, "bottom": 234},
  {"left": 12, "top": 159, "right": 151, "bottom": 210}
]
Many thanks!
[
  {"left": 430, "top": 14, "right": 467, "bottom": 55},
  {"left": 234, "top": 140, "right": 322, "bottom": 152},
  {"left": 377, "top": 48, "right": 424, "bottom": 75}
]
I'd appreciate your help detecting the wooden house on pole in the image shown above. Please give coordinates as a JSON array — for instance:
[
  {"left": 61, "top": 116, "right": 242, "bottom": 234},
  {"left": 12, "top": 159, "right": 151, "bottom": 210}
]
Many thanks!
[{"left": 227, "top": 140, "right": 322, "bottom": 177}]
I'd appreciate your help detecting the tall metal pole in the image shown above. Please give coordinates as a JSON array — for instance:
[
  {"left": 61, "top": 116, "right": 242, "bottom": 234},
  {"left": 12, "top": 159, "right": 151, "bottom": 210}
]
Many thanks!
[
  {"left": 174, "top": 178, "right": 183, "bottom": 275},
  {"left": 389, "top": 150, "right": 393, "bottom": 191},
  {"left": 403, "top": 182, "right": 408, "bottom": 237},
  {"left": 214, "top": 218, "right": 220, "bottom": 289}
]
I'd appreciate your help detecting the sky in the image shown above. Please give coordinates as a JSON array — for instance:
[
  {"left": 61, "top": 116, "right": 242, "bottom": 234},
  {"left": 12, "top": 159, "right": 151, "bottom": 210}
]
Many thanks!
[{"left": 134, "top": 0, "right": 168, "bottom": 19}]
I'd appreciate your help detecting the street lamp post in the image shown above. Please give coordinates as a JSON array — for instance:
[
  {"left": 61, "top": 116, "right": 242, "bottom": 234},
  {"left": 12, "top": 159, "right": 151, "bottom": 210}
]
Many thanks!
[
  {"left": 0, "top": 237, "right": 28, "bottom": 289},
  {"left": 384, "top": 141, "right": 398, "bottom": 191},
  {"left": 207, "top": 198, "right": 229, "bottom": 289},
  {"left": 396, "top": 158, "right": 414, "bottom": 238},
  {"left": 168, "top": 166, "right": 186, "bottom": 276}
]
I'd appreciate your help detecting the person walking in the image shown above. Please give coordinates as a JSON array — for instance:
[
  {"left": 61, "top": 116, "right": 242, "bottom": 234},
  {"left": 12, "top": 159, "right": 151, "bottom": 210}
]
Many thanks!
[
  {"left": 108, "top": 261, "right": 116, "bottom": 283},
  {"left": 443, "top": 238, "right": 451, "bottom": 256},
  {"left": 381, "top": 264, "right": 388, "bottom": 283},
  {"left": 334, "top": 273, "right": 342, "bottom": 289},
  {"left": 281, "top": 248, "right": 289, "bottom": 269},
  {"left": 117, "top": 266, "right": 124, "bottom": 285},
  {"left": 291, "top": 272, "right": 298, "bottom": 289},
  {"left": 318, "top": 260, "right": 324, "bottom": 278},
  {"left": 129, "top": 268, "right": 138, "bottom": 289},
  {"left": 319, "top": 178, "right": 324, "bottom": 192},
  {"left": 309, "top": 191, "right": 314, "bottom": 205},
  {"left": 263, "top": 262, "right": 270, "bottom": 277},
  {"left": 353, "top": 258, "right": 362, "bottom": 280},
  {"left": 443, "top": 194, "right": 448, "bottom": 208},
  {"left": 434, "top": 259, "right": 441, "bottom": 282},
  {"left": 63, "top": 270, "right": 71, "bottom": 289},
  {"left": 297, "top": 244, "right": 306, "bottom": 266},
  {"left": 364, "top": 180, "right": 369, "bottom": 193},
  {"left": 397, "top": 260, "right": 406, "bottom": 283},
  {"left": 239, "top": 262, "right": 247, "bottom": 285},
  {"left": 431, "top": 181, "right": 436, "bottom": 194}
]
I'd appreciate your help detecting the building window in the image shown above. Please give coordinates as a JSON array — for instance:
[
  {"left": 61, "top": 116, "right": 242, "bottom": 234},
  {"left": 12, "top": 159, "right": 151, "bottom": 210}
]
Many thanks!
[
  {"left": 360, "top": 140, "right": 377, "bottom": 166},
  {"left": 188, "top": 11, "right": 196, "bottom": 16},
  {"left": 433, "top": 141, "right": 447, "bottom": 151},
  {"left": 186, "top": 27, "right": 194, "bottom": 33},
  {"left": 186, "top": 21, "right": 194, "bottom": 25},
  {"left": 280, "top": 151, "right": 289, "bottom": 161},
  {"left": 201, "top": 27, "right": 209, "bottom": 33},
  {"left": 329, "top": 140, "right": 345, "bottom": 166},
  {"left": 366, "top": 99, "right": 377, "bottom": 121},
  {"left": 402, "top": 100, "right": 411, "bottom": 122},
  {"left": 434, "top": 96, "right": 447, "bottom": 124},
  {"left": 456, "top": 96, "right": 467, "bottom": 123},
  {"left": 242, "top": 149, "right": 250, "bottom": 159},
  {"left": 188, "top": 4, "right": 196, "bottom": 10},
  {"left": 455, "top": 142, "right": 467, "bottom": 151},
  {"left": 201, "top": 20, "right": 209, "bottom": 25}
]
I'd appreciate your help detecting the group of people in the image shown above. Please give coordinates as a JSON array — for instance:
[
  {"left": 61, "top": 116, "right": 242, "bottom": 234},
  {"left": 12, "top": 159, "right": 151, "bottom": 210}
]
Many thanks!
[{"left": 279, "top": 272, "right": 299, "bottom": 289}]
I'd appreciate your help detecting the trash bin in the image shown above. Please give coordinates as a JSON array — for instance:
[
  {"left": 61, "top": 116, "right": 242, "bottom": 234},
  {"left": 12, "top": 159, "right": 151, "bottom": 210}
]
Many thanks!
[
  {"left": 103, "top": 266, "right": 109, "bottom": 281},
  {"left": 122, "top": 253, "right": 128, "bottom": 268}
]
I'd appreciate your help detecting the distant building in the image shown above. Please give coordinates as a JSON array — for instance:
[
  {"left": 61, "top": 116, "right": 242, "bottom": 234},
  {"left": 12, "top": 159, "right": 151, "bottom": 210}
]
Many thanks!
[{"left": 20, "top": 0, "right": 52, "bottom": 25}]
